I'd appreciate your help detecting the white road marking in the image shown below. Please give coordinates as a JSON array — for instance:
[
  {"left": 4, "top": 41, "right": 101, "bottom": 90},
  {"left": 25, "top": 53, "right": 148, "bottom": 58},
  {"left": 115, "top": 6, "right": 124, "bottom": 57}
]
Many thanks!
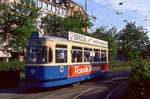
[{"left": 72, "top": 88, "right": 94, "bottom": 99}]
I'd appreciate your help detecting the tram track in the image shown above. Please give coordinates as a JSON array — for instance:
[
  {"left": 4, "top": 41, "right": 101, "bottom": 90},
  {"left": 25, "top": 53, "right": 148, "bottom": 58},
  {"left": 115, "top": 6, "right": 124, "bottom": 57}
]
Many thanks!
[
  {"left": 70, "top": 69, "right": 130, "bottom": 99},
  {"left": 72, "top": 88, "right": 94, "bottom": 99},
  {"left": 71, "top": 77, "right": 128, "bottom": 99},
  {"left": 105, "top": 81, "right": 128, "bottom": 99},
  {"left": 0, "top": 69, "right": 130, "bottom": 99}
]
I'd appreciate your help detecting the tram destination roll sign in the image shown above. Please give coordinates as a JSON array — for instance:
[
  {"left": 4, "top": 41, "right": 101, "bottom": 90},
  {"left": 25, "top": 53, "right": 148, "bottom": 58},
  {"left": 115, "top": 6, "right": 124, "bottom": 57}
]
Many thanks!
[{"left": 68, "top": 31, "right": 108, "bottom": 47}]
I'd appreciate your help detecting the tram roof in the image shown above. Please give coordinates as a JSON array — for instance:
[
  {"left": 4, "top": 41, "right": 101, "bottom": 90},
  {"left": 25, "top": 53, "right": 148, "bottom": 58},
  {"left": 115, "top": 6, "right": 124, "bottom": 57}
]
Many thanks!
[
  {"left": 30, "top": 32, "right": 108, "bottom": 47},
  {"left": 43, "top": 36, "right": 68, "bottom": 42}
]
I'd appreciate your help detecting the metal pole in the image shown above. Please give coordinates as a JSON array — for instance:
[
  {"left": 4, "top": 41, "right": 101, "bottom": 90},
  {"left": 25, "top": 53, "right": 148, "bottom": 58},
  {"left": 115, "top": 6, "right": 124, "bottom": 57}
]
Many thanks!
[{"left": 85, "top": 0, "right": 87, "bottom": 14}]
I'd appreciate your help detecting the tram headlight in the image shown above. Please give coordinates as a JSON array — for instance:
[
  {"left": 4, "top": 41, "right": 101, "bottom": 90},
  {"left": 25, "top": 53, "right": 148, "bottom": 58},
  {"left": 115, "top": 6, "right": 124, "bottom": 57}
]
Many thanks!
[{"left": 60, "top": 66, "right": 64, "bottom": 73}]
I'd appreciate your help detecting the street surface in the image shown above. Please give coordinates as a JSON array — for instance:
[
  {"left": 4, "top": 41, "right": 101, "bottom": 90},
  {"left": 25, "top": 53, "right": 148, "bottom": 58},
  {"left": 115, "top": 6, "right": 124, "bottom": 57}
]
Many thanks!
[{"left": 0, "top": 69, "right": 129, "bottom": 99}]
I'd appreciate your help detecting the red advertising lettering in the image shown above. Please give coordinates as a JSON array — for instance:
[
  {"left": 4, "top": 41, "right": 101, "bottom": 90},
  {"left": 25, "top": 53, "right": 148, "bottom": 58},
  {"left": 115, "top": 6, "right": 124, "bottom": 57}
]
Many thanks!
[{"left": 68, "top": 64, "right": 101, "bottom": 78}]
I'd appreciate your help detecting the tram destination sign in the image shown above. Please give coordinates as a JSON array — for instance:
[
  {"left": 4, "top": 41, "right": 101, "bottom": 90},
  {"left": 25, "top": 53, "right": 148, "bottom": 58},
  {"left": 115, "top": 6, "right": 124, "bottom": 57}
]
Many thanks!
[{"left": 68, "top": 31, "right": 108, "bottom": 47}]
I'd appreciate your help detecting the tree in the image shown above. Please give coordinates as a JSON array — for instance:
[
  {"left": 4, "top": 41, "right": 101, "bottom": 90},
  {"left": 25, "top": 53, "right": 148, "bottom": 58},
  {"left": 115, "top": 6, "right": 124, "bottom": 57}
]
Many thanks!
[
  {"left": 41, "top": 14, "right": 66, "bottom": 37},
  {"left": 117, "top": 22, "right": 149, "bottom": 60},
  {"left": 0, "top": 0, "right": 39, "bottom": 50},
  {"left": 91, "top": 26, "right": 118, "bottom": 60},
  {"left": 41, "top": 13, "right": 92, "bottom": 36},
  {"left": 63, "top": 13, "right": 92, "bottom": 34},
  {"left": 0, "top": 3, "right": 12, "bottom": 41}
]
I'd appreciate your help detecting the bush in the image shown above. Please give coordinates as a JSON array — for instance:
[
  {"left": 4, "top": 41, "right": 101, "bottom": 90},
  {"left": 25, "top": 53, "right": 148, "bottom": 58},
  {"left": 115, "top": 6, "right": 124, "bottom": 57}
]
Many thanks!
[
  {"left": 0, "top": 60, "right": 25, "bottom": 71},
  {"left": 129, "top": 60, "right": 150, "bottom": 99},
  {"left": 109, "top": 60, "right": 131, "bottom": 69}
]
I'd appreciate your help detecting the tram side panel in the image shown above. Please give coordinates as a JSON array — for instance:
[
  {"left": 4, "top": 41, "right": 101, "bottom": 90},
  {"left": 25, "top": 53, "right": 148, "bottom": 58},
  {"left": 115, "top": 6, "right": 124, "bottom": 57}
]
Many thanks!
[
  {"left": 25, "top": 65, "right": 68, "bottom": 88},
  {"left": 68, "top": 63, "right": 108, "bottom": 80},
  {"left": 25, "top": 63, "right": 108, "bottom": 88}
]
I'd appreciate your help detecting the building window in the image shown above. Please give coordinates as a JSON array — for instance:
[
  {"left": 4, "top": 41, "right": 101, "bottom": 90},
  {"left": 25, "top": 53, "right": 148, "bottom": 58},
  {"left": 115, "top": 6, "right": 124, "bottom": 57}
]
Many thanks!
[
  {"left": 62, "top": 9, "right": 64, "bottom": 15},
  {"left": 55, "top": 7, "right": 59, "bottom": 14},
  {"left": 48, "top": 4, "right": 52, "bottom": 11},
  {"left": 52, "top": 0, "right": 56, "bottom": 3},
  {"left": 38, "top": 0, "right": 42, "bottom": 8},
  {"left": 52, "top": 5, "right": 56, "bottom": 13},
  {"left": 63, "top": 9, "right": 67, "bottom": 15},
  {"left": 59, "top": 8, "right": 62, "bottom": 15},
  {"left": 55, "top": 45, "right": 67, "bottom": 63},
  {"left": 72, "top": 46, "right": 82, "bottom": 63},
  {"left": 34, "top": 0, "right": 38, "bottom": 7},
  {"left": 43, "top": 2, "right": 48, "bottom": 13}
]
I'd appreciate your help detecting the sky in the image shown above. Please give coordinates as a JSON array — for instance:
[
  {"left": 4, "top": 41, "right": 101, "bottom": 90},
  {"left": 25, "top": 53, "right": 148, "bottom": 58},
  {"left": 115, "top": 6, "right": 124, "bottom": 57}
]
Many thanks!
[{"left": 73, "top": 0, "right": 150, "bottom": 37}]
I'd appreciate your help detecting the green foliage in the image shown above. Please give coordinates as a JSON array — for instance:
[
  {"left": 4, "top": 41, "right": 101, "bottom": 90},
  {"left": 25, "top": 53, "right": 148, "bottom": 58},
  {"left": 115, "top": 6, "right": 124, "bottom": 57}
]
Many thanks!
[
  {"left": 109, "top": 60, "right": 131, "bottom": 69},
  {"left": 0, "top": 0, "right": 39, "bottom": 49},
  {"left": 145, "top": 44, "right": 150, "bottom": 58},
  {"left": 91, "top": 26, "right": 118, "bottom": 60},
  {"left": 41, "top": 14, "right": 66, "bottom": 36},
  {"left": 0, "top": 60, "right": 25, "bottom": 71},
  {"left": 129, "top": 60, "right": 150, "bottom": 99},
  {"left": 11, "top": 26, "right": 34, "bottom": 49},
  {"left": 41, "top": 13, "right": 92, "bottom": 35},
  {"left": 0, "top": 3, "right": 11, "bottom": 41},
  {"left": 63, "top": 13, "right": 92, "bottom": 33},
  {"left": 117, "top": 22, "right": 149, "bottom": 60}
]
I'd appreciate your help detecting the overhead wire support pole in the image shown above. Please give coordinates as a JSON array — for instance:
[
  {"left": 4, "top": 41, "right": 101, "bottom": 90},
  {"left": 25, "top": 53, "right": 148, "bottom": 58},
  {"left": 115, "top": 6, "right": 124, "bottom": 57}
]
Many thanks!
[{"left": 85, "top": 0, "right": 87, "bottom": 14}]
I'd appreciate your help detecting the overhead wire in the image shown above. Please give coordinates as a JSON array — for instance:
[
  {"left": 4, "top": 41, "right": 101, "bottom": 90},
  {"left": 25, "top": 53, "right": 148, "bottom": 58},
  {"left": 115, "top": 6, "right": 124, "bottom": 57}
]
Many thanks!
[
  {"left": 89, "top": 0, "right": 150, "bottom": 23},
  {"left": 105, "top": 0, "right": 149, "bottom": 23},
  {"left": 87, "top": 0, "right": 150, "bottom": 30},
  {"left": 105, "top": 0, "right": 150, "bottom": 24},
  {"left": 87, "top": 0, "right": 125, "bottom": 25},
  {"left": 105, "top": 0, "right": 131, "bottom": 21}
]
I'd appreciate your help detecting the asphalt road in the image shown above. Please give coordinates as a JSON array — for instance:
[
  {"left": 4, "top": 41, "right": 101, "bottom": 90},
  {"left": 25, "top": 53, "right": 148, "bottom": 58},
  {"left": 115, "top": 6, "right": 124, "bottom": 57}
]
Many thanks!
[{"left": 0, "top": 69, "right": 130, "bottom": 99}]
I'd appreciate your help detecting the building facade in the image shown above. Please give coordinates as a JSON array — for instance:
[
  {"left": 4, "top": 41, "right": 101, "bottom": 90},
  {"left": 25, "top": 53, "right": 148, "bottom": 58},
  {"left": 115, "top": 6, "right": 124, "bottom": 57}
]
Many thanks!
[
  {"left": 0, "top": 0, "right": 87, "bottom": 60},
  {"left": 35, "top": 0, "right": 86, "bottom": 17},
  {"left": 34, "top": 0, "right": 87, "bottom": 33},
  {"left": 1, "top": 0, "right": 86, "bottom": 17}
]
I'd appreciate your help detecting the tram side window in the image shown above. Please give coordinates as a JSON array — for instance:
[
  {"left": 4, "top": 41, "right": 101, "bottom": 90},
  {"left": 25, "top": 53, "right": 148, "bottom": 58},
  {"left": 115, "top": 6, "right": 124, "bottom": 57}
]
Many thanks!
[
  {"left": 101, "top": 50, "right": 107, "bottom": 61},
  {"left": 56, "top": 45, "right": 67, "bottom": 63},
  {"left": 72, "top": 46, "right": 82, "bottom": 62},
  {"left": 94, "top": 49, "right": 100, "bottom": 62},
  {"left": 49, "top": 48, "right": 52, "bottom": 62},
  {"left": 27, "top": 46, "right": 48, "bottom": 64},
  {"left": 84, "top": 48, "right": 92, "bottom": 62},
  {"left": 42, "top": 46, "right": 48, "bottom": 63}
]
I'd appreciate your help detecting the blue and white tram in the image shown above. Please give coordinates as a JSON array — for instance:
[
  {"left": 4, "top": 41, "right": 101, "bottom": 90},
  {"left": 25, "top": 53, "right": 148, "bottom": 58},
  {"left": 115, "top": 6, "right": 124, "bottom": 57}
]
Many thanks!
[{"left": 25, "top": 31, "right": 109, "bottom": 88}]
